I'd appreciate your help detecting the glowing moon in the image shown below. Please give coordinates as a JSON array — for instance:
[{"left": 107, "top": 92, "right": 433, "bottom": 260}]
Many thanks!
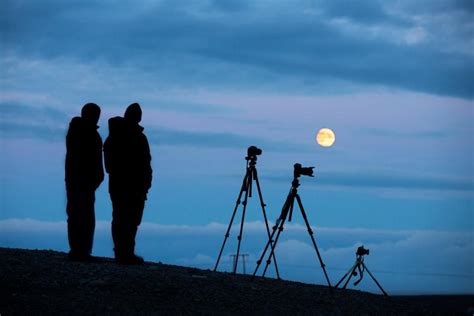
[{"left": 316, "top": 128, "right": 336, "bottom": 147}]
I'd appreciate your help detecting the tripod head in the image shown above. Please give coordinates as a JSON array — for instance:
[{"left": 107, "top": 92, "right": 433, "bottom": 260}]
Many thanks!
[{"left": 246, "top": 155, "right": 257, "bottom": 166}]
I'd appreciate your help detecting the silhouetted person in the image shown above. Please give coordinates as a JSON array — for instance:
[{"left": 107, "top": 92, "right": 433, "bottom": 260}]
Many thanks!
[
  {"left": 65, "top": 103, "right": 104, "bottom": 262},
  {"left": 104, "top": 103, "right": 152, "bottom": 264}
]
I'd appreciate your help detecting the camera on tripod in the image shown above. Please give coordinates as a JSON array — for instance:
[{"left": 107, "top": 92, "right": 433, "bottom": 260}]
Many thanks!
[
  {"left": 247, "top": 146, "right": 262, "bottom": 158},
  {"left": 336, "top": 245, "right": 388, "bottom": 295},
  {"left": 356, "top": 246, "right": 370, "bottom": 257},
  {"left": 294, "top": 163, "right": 315, "bottom": 178}
]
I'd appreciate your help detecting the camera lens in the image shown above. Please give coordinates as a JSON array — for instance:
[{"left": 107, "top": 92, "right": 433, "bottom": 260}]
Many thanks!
[{"left": 294, "top": 163, "right": 315, "bottom": 178}]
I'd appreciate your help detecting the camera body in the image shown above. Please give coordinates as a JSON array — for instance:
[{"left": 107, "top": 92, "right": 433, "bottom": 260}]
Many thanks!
[
  {"left": 294, "top": 163, "right": 315, "bottom": 178},
  {"left": 247, "top": 146, "right": 262, "bottom": 158},
  {"left": 356, "top": 246, "right": 370, "bottom": 256}
]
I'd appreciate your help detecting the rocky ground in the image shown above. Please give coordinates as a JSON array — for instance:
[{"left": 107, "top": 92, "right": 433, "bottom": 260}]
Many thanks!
[{"left": 0, "top": 247, "right": 472, "bottom": 315}]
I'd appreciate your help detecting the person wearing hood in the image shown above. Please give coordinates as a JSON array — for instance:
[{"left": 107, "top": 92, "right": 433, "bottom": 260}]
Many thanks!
[
  {"left": 65, "top": 103, "right": 104, "bottom": 262},
  {"left": 104, "top": 103, "right": 152, "bottom": 264}
]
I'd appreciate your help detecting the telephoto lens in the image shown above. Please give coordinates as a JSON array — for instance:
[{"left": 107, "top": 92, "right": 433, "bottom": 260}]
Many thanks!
[{"left": 294, "top": 163, "right": 315, "bottom": 178}]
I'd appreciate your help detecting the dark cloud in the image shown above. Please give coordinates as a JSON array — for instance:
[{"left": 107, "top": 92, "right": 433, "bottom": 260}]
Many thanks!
[
  {"left": 316, "top": 0, "right": 397, "bottom": 24},
  {"left": 0, "top": 103, "right": 68, "bottom": 141},
  {"left": 156, "top": 101, "right": 237, "bottom": 114},
  {"left": 264, "top": 171, "right": 473, "bottom": 193},
  {"left": 359, "top": 128, "right": 450, "bottom": 139},
  {"left": 0, "top": 122, "right": 65, "bottom": 142},
  {"left": 318, "top": 171, "right": 473, "bottom": 192},
  {"left": 0, "top": 103, "right": 68, "bottom": 123},
  {"left": 0, "top": 118, "right": 303, "bottom": 151},
  {"left": 210, "top": 0, "right": 249, "bottom": 12},
  {"left": 146, "top": 127, "right": 309, "bottom": 152},
  {"left": 0, "top": 103, "right": 305, "bottom": 151},
  {"left": 397, "top": 0, "right": 474, "bottom": 14},
  {"left": 1, "top": 0, "right": 473, "bottom": 98}
]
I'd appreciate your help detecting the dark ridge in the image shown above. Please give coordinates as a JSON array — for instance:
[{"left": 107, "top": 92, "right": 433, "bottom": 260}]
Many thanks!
[{"left": 0, "top": 247, "right": 469, "bottom": 315}]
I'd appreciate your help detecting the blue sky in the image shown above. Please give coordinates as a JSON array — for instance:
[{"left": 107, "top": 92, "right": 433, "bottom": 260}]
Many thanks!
[{"left": 0, "top": 0, "right": 473, "bottom": 294}]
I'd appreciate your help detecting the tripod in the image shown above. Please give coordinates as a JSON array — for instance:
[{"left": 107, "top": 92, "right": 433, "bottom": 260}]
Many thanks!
[
  {"left": 214, "top": 152, "right": 280, "bottom": 278},
  {"left": 252, "top": 174, "right": 331, "bottom": 287},
  {"left": 335, "top": 246, "right": 388, "bottom": 296}
]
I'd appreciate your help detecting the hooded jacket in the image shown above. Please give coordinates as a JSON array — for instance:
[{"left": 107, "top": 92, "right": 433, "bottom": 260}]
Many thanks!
[{"left": 103, "top": 116, "right": 152, "bottom": 195}]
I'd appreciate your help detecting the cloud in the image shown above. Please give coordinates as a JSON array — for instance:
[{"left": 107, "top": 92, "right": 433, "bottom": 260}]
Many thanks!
[
  {"left": 320, "top": 172, "right": 473, "bottom": 192},
  {"left": 384, "top": 0, "right": 474, "bottom": 55},
  {"left": 263, "top": 169, "right": 473, "bottom": 195},
  {"left": 146, "top": 126, "right": 307, "bottom": 152},
  {"left": 0, "top": 101, "right": 307, "bottom": 151},
  {"left": 277, "top": 239, "right": 316, "bottom": 264},
  {"left": 1, "top": 0, "right": 472, "bottom": 98},
  {"left": 359, "top": 127, "right": 450, "bottom": 139},
  {"left": 0, "top": 122, "right": 65, "bottom": 142},
  {"left": 210, "top": 0, "right": 249, "bottom": 12},
  {"left": 153, "top": 100, "right": 236, "bottom": 114},
  {"left": 0, "top": 103, "right": 69, "bottom": 141},
  {"left": 0, "top": 218, "right": 67, "bottom": 232},
  {"left": 0, "top": 103, "right": 68, "bottom": 124},
  {"left": 176, "top": 253, "right": 215, "bottom": 266}
]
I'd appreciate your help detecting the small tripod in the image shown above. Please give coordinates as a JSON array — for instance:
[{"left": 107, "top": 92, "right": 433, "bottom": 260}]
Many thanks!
[
  {"left": 214, "top": 147, "right": 280, "bottom": 278},
  {"left": 335, "top": 246, "right": 388, "bottom": 296},
  {"left": 252, "top": 164, "right": 331, "bottom": 287}
]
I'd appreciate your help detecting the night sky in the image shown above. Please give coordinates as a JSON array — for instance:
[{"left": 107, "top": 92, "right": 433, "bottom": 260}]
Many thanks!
[{"left": 1, "top": 0, "right": 472, "bottom": 294}]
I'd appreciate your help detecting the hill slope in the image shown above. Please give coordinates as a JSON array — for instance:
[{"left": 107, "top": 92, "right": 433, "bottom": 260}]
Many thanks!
[{"left": 0, "top": 247, "right": 464, "bottom": 315}]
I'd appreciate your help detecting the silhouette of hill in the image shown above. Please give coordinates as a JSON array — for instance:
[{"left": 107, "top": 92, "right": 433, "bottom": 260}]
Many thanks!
[{"left": 1, "top": 247, "right": 471, "bottom": 315}]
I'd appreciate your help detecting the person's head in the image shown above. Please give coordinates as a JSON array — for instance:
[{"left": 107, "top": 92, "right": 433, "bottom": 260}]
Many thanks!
[
  {"left": 81, "top": 103, "right": 101, "bottom": 125},
  {"left": 124, "top": 102, "right": 142, "bottom": 124}
]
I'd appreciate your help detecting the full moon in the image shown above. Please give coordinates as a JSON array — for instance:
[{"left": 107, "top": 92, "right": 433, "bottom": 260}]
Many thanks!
[{"left": 316, "top": 128, "right": 336, "bottom": 147}]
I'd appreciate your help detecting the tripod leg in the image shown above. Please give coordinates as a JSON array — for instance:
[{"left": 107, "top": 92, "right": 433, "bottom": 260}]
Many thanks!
[
  {"left": 261, "top": 213, "right": 287, "bottom": 278},
  {"left": 252, "top": 220, "right": 279, "bottom": 278},
  {"left": 253, "top": 170, "right": 281, "bottom": 279},
  {"left": 353, "top": 263, "right": 364, "bottom": 286},
  {"left": 253, "top": 192, "right": 292, "bottom": 278},
  {"left": 295, "top": 194, "right": 332, "bottom": 287},
  {"left": 233, "top": 170, "right": 252, "bottom": 274},
  {"left": 214, "top": 170, "right": 249, "bottom": 271},
  {"left": 335, "top": 262, "right": 358, "bottom": 288},
  {"left": 342, "top": 262, "right": 358, "bottom": 289},
  {"left": 362, "top": 263, "right": 389, "bottom": 296},
  {"left": 261, "top": 194, "right": 294, "bottom": 277}
]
